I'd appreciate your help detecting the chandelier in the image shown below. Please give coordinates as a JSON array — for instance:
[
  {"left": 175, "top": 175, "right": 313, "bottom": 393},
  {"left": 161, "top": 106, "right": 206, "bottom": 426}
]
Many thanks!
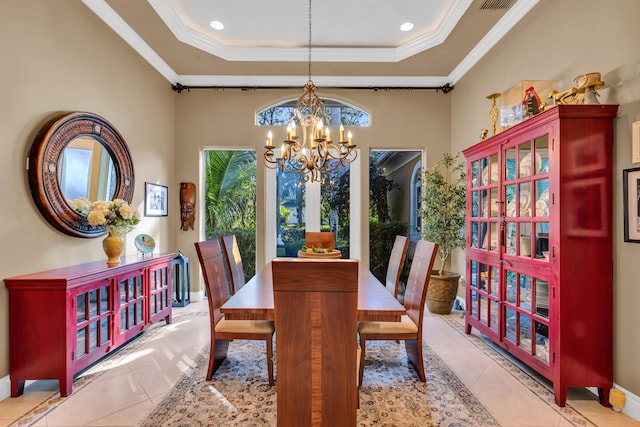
[{"left": 263, "top": 0, "right": 357, "bottom": 183}]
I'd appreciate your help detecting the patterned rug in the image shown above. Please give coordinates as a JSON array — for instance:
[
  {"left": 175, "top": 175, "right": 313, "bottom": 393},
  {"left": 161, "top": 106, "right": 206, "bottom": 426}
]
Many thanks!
[{"left": 140, "top": 339, "right": 499, "bottom": 427}]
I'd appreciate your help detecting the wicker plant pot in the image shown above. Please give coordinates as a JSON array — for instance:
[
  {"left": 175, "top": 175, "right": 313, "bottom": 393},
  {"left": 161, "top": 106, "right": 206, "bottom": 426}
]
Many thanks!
[{"left": 426, "top": 272, "right": 460, "bottom": 315}]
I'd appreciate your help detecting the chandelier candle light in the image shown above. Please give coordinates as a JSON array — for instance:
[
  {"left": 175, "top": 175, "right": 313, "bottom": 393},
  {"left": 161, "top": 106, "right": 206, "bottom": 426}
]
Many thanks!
[{"left": 263, "top": 0, "right": 357, "bottom": 183}]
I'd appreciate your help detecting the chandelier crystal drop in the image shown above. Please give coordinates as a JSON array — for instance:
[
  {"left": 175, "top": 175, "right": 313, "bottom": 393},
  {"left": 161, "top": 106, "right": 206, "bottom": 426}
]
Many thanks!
[{"left": 263, "top": 0, "right": 357, "bottom": 183}]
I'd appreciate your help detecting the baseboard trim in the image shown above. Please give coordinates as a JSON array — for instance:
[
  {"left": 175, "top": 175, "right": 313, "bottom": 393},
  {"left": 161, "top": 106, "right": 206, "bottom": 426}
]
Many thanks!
[
  {"left": 0, "top": 375, "right": 10, "bottom": 401},
  {"left": 586, "top": 385, "right": 640, "bottom": 422}
]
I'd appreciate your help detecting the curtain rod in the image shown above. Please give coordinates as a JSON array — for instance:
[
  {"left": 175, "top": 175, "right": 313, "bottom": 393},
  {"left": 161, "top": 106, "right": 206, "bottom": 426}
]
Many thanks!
[{"left": 171, "top": 82, "right": 454, "bottom": 94}]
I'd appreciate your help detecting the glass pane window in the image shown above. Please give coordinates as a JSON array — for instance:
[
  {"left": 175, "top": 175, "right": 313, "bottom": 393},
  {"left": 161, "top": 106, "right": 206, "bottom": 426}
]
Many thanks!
[
  {"left": 505, "top": 307, "right": 516, "bottom": 343},
  {"left": 89, "top": 290, "right": 98, "bottom": 318},
  {"left": 505, "top": 184, "right": 516, "bottom": 217},
  {"left": 535, "top": 279, "right": 550, "bottom": 318},
  {"left": 100, "top": 286, "right": 109, "bottom": 314},
  {"left": 470, "top": 290, "right": 478, "bottom": 318},
  {"left": 505, "top": 270, "right": 516, "bottom": 304},
  {"left": 505, "top": 222, "right": 516, "bottom": 255},
  {"left": 321, "top": 161, "right": 350, "bottom": 258},
  {"left": 505, "top": 148, "right": 516, "bottom": 181},
  {"left": 534, "top": 135, "right": 549, "bottom": 174},
  {"left": 490, "top": 222, "right": 498, "bottom": 252},
  {"left": 519, "top": 222, "right": 532, "bottom": 257},
  {"left": 535, "top": 179, "right": 549, "bottom": 217},
  {"left": 489, "top": 265, "right": 499, "bottom": 297},
  {"left": 519, "top": 182, "right": 531, "bottom": 217},
  {"left": 535, "top": 222, "right": 550, "bottom": 260},
  {"left": 471, "top": 161, "right": 479, "bottom": 188},
  {"left": 489, "top": 300, "right": 499, "bottom": 332},
  {"left": 519, "top": 142, "right": 532, "bottom": 178},
  {"left": 535, "top": 322, "right": 550, "bottom": 363},
  {"left": 77, "top": 294, "right": 86, "bottom": 323},
  {"left": 519, "top": 274, "right": 532, "bottom": 311},
  {"left": 519, "top": 314, "right": 532, "bottom": 352},
  {"left": 489, "top": 153, "right": 499, "bottom": 184},
  {"left": 77, "top": 328, "right": 86, "bottom": 357},
  {"left": 203, "top": 149, "right": 257, "bottom": 278}
]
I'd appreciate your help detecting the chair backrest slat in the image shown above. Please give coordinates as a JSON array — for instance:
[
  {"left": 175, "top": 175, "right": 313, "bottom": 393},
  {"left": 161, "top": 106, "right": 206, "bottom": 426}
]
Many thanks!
[
  {"left": 194, "top": 239, "right": 231, "bottom": 326},
  {"left": 305, "top": 231, "right": 335, "bottom": 249},
  {"left": 385, "top": 235, "right": 409, "bottom": 298},
  {"left": 403, "top": 240, "right": 438, "bottom": 330},
  {"left": 221, "top": 234, "right": 246, "bottom": 294}
]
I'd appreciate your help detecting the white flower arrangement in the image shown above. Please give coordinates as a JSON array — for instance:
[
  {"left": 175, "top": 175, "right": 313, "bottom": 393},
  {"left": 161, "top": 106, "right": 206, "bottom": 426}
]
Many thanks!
[
  {"left": 67, "top": 197, "right": 92, "bottom": 215},
  {"left": 87, "top": 199, "right": 140, "bottom": 234}
]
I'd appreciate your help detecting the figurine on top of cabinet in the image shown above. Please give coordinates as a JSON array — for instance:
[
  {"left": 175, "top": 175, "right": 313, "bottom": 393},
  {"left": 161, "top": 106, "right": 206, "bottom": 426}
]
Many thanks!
[
  {"left": 522, "top": 86, "right": 542, "bottom": 118},
  {"left": 548, "top": 72, "right": 605, "bottom": 105}
]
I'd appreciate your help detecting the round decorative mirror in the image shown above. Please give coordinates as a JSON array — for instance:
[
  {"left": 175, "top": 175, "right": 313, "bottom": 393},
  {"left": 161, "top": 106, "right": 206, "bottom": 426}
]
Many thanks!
[{"left": 28, "top": 112, "right": 135, "bottom": 238}]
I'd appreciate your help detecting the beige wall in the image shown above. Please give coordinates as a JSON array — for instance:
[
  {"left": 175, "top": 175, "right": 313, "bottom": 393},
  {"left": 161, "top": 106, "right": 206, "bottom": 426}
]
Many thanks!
[
  {"left": 0, "top": 1, "right": 175, "bottom": 382},
  {"left": 174, "top": 89, "right": 451, "bottom": 277},
  {"left": 451, "top": 0, "right": 640, "bottom": 396}
]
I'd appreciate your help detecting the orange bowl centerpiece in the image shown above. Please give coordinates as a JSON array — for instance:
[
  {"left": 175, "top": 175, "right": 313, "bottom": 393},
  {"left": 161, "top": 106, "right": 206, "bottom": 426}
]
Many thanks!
[{"left": 297, "top": 246, "right": 342, "bottom": 259}]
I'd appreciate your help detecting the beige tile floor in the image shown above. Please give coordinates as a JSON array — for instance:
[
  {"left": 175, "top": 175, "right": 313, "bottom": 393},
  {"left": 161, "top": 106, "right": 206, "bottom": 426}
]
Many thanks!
[{"left": 1, "top": 300, "right": 638, "bottom": 427}]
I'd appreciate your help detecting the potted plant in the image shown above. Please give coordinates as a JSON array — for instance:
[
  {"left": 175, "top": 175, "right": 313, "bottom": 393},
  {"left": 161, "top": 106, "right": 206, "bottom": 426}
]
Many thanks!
[{"left": 421, "top": 153, "right": 466, "bottom": 314}]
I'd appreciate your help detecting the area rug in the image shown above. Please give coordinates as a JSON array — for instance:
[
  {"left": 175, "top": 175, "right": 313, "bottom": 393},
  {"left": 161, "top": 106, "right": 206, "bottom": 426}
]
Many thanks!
[{"left": 140, "top": 339, "right": 499, "bottom": 427}]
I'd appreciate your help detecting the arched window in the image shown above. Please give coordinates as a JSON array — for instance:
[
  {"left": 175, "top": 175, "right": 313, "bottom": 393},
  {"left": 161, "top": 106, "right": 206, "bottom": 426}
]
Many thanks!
[{"left": 257, "top": 99, "right": 369, "bottom": 126}]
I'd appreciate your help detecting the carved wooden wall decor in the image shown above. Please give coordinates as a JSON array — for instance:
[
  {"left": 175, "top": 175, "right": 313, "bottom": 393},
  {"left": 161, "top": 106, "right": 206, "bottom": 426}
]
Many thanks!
[{"left": 180, "top": 182, "right": 196, "bottom": 231}]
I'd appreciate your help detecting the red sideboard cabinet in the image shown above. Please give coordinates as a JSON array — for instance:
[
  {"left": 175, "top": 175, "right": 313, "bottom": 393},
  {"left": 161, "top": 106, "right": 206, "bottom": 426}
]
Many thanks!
[
  {"left": 4, "top": 253, "right": 173, "bottom": 397},
  {"left": 462, "top": 104, "right": 618, "bottom": 407}
]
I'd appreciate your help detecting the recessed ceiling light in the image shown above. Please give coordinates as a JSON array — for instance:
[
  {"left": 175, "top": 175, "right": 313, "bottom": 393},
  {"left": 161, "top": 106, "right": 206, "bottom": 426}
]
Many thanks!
[
  {"left": 210, "top": 20, "right": 224, "bottom": 30},
  {"left": 400, "top": 22, "right": 414, "bottom": 32}
]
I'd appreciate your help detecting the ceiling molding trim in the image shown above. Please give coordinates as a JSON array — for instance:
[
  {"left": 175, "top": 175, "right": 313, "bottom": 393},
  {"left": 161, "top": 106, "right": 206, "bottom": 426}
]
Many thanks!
[
  {"left": 82, "top": 0, "right": 179, "bottom": 83},
  {"left": 175, "top": 75, "right": 451, "bottom": 88},
  {"left": 447, "top": 0, "right": 540, "bottom": 84},
  {"left": 149, "top": 0, "right": 471, "bottom": 63},
  {"left": 395, "top": 0, "right": 473, "bottom": 61}
]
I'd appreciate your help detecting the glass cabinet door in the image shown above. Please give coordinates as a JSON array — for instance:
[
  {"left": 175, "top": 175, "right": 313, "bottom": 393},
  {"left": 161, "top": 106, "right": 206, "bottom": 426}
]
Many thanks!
[
  {"left": 503, "top": 269, "right": 550, "bottom": 366},
  {"left": 75, "top": 283, "right": 112, "bottom": 360},
  {"left": 470, "top": 153, "right": 500, "bottom": 253},
  {"left": 115, "top": 270, "right": 146, "bottom": 339},
  {"left": 467, "top": 260, "right": 501, "bottom": 334},
  {"left": 503, "top": 135, "right": 550, "bottom": 262},
  {"left": 149, "top": 263, "right": 171, "bottom": 321}
]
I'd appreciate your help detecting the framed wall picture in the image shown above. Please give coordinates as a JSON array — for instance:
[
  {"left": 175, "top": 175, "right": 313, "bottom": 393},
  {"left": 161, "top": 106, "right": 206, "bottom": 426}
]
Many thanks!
[
  {"left": 623, "top": 167, "right": 640, "bottom": 242},
  {"left": 633, "top": 121, "right": 640, "bottom": 164},
  {"left": 145, "top": 182, "right": 168, "bottom": 217}
]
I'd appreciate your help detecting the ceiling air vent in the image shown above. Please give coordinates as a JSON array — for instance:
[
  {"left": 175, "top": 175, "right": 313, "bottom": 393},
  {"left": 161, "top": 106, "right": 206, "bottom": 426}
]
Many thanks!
[{"left": 479, "top": 0, "right": 516, "bottom": 10}]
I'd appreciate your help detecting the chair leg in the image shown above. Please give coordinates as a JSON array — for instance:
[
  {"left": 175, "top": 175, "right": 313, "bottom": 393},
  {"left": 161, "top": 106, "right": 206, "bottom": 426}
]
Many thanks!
[
  {"left": 207, "top": 338, "right": 230, "bottom": 380},
  {"left": 404, "top": 337, "right": 425, "bottom": 382},
  {"left": 358, "top": 335, "right": 366, "bottom": 386},
  {"left": 266, "top": 335, "right": 274, "bottom": 386}
]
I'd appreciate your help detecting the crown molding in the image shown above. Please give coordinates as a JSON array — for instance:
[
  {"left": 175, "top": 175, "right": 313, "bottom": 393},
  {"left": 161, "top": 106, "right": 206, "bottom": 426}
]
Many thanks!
[
  {"left": 148, "top": 0, "right": 472, "bottom": 63},
  {"left": 448, "top": 0, "right": 539, "bottom": 84},
  {"left": 82, "top": 0, "right": 178, "bottom": 83},
  {"left": 82, "top": 0, "right": 538, "bottom": 87}
]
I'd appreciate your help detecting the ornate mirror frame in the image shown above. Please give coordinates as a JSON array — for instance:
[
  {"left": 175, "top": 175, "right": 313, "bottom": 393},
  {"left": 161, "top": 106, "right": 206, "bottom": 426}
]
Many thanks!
[{"left": 28, "top": 112, "right": 135, "bottom": 238}]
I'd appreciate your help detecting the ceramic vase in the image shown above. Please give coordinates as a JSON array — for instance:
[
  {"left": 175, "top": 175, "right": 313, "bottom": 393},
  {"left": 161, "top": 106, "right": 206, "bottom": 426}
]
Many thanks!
[{"left": 103, "top": 228, "right": 125, "bottom": 266}]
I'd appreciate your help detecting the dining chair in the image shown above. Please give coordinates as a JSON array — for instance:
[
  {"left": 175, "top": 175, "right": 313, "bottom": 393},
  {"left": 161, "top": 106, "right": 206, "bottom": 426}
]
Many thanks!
[
  {"left": 358, "top": 239, "right": 438, "bottom": 385},
  {"left": 220, "top": 234, "right": 246, "bottom": 294},
  {"left": 272, "top": 258, "right": 359, "bottom": 426},
  {"left": 305, "top": 231, "right": 335, "bottom": 249},
  {"left": 385, "top": 235, "right": 409, "bottom": 302},
  {"left": 194, "top": 238, "right": 274, "bottom": 385}
]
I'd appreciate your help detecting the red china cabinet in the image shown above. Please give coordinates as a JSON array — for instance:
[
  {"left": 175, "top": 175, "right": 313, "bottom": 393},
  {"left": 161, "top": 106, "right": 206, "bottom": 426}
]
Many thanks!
[{"left": 462, "top": 104, "right": 618, "bottom": 407}]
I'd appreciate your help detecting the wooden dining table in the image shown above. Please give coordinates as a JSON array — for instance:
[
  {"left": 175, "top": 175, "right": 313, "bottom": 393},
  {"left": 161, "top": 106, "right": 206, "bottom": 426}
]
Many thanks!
[{"left": 221, "top": 260, "right": 406, "bottom": 322}]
